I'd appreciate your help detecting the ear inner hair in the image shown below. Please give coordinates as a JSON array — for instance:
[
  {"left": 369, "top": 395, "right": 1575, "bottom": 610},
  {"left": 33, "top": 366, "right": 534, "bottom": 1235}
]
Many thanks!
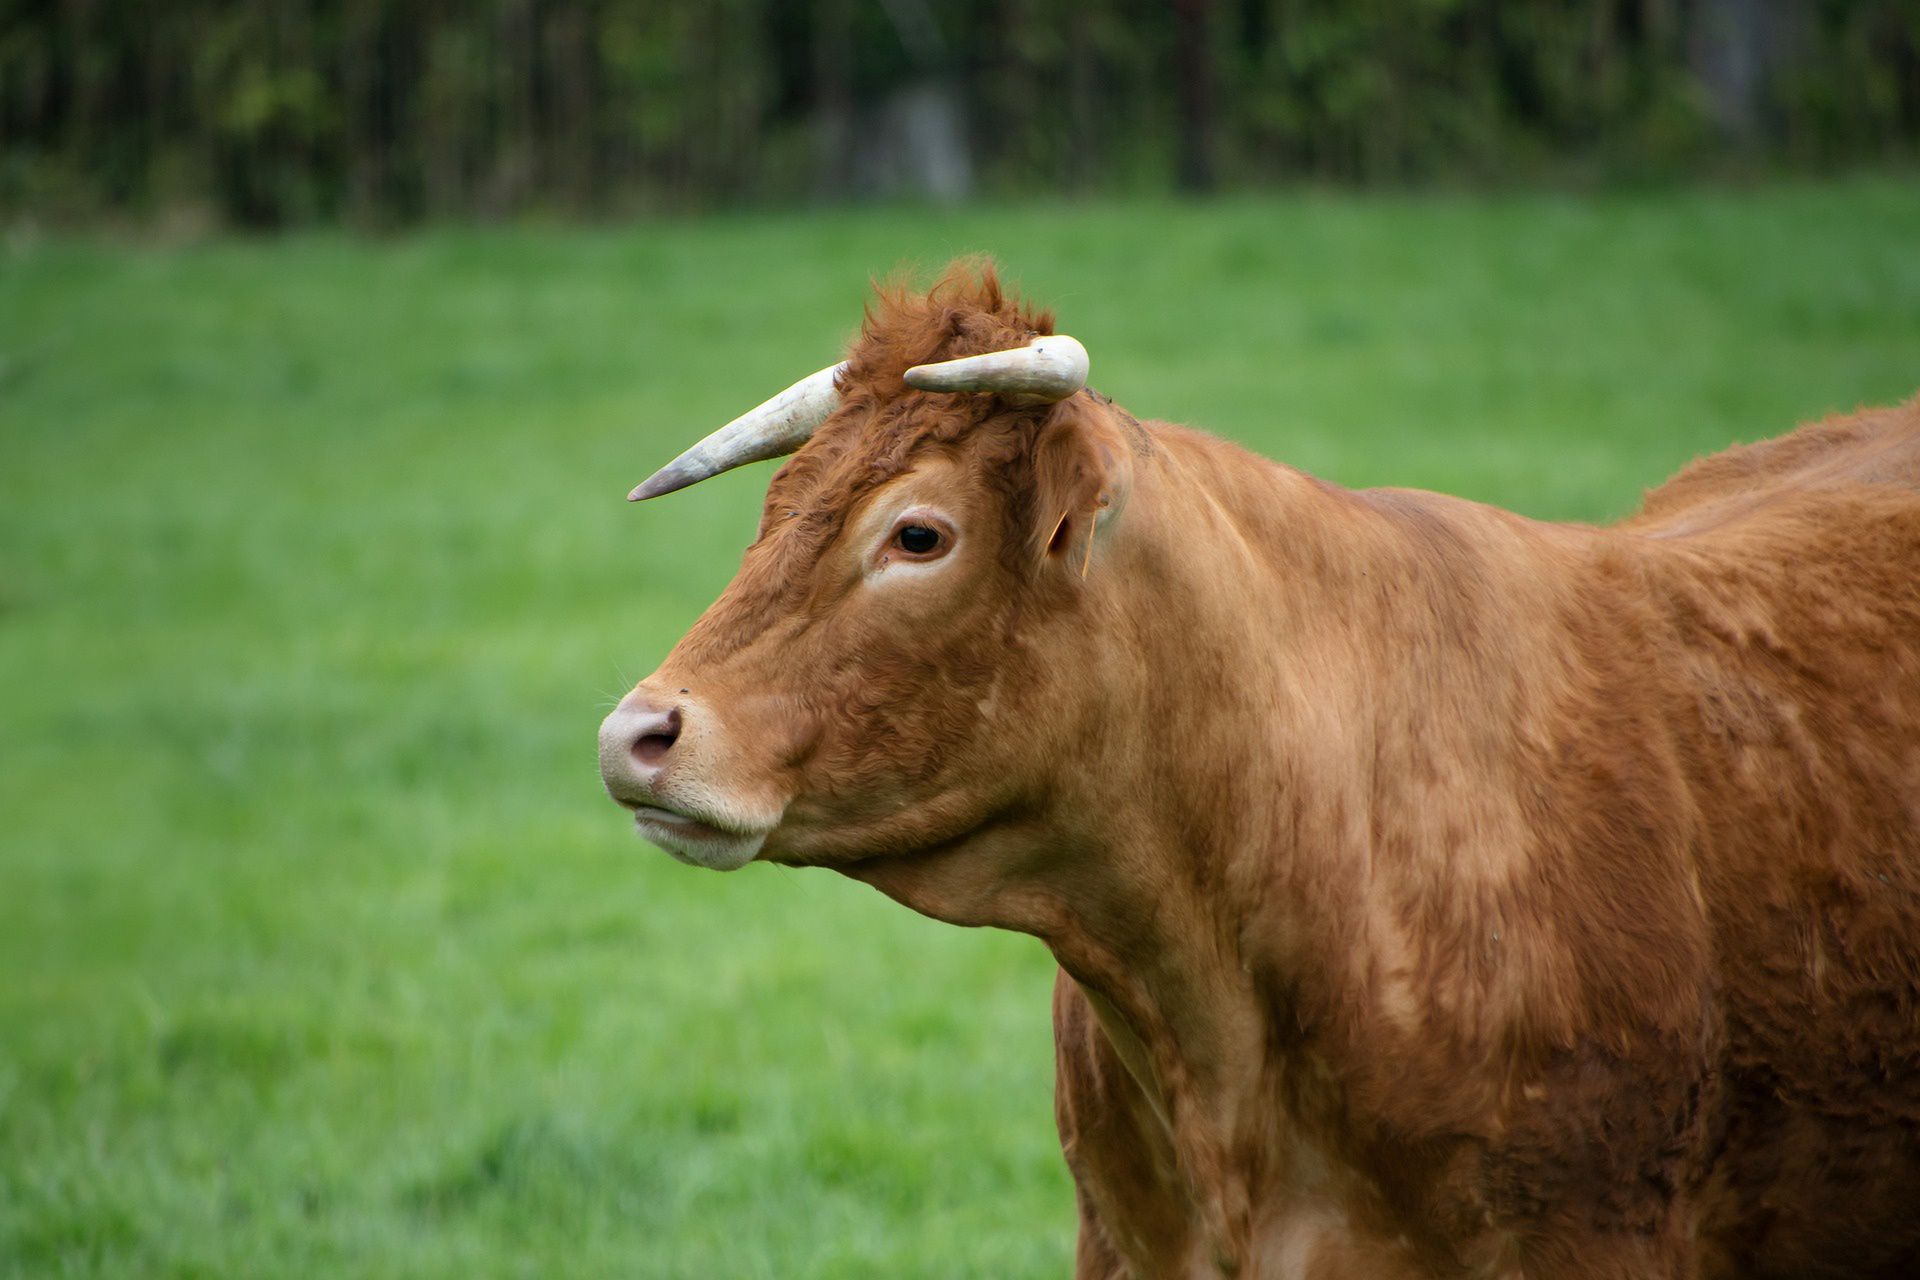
[{"left": 1046, "top": 510, "right": 1072, "bottom": 560}]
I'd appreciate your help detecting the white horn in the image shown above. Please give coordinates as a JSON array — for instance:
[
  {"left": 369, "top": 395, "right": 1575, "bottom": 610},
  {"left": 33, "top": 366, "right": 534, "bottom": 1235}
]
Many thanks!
[
  {"left": 629, "top": 361, "right": 846, "bottom": 501},
  {"left": 903, "top": 335, "right": 1089, "bottom": 402}
]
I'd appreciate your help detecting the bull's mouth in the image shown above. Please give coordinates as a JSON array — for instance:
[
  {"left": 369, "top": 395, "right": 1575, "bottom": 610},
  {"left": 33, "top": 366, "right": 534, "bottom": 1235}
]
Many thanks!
[
  {"left": 623, "top": 801, "right": 770, "bottom": 871},
  {"left": 629, "top": 802, "right": 732, "bottom": 839}
]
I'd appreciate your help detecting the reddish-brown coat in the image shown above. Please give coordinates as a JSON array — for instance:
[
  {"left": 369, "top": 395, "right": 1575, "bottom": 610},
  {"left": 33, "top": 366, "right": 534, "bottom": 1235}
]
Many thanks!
[{"left": 618, "top": 265, "right": 1920, "bottom": 1278}]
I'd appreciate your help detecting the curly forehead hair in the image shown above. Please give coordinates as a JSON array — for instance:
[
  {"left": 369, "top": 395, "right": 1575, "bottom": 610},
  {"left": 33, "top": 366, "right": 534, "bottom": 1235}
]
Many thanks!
[
  {"left": 846, "top": 258, "right": 1055, "bottom": 393},
  {"left": 756, "top": 260, "right": 1064, "bottom": 547}
]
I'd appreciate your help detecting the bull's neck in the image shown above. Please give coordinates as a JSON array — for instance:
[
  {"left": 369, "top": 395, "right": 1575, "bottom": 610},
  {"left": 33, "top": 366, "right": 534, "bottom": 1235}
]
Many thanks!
[
  {"left": 852, "top": 420, "right": 1593, "bottom": 1262},
  {"left": 1034, "top": 427, "right": 1368, "bottom": 1054}
]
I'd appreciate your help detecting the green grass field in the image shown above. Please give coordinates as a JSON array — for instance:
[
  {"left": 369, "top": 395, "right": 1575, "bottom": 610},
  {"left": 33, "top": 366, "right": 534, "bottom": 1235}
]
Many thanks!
[{"left": 4, "top": 180, "right": 1919, "bottom": 1278}]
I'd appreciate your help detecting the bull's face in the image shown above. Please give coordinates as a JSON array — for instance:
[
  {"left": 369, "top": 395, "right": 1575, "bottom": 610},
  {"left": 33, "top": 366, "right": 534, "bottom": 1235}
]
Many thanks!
[{"left": 599, "top": 280, "right": 1128, "bottom": 874}]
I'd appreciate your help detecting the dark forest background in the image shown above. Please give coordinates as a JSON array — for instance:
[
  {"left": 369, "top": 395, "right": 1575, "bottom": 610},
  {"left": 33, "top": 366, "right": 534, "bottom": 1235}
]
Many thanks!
[{"left": 4, "top": 0, "right": 1918, "bottom": 228}]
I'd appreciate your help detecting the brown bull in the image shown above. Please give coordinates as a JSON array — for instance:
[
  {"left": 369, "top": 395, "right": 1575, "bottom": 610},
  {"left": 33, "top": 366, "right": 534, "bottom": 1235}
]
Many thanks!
[{"left": 597, "top": 264, "right": 1920, "bottom": 1278}]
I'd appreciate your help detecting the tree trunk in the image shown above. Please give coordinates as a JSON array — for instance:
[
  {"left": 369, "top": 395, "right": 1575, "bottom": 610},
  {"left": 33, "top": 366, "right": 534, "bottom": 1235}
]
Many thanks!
[{"left": 1173, "top": 0, "right": 1216, "bottom": 191}]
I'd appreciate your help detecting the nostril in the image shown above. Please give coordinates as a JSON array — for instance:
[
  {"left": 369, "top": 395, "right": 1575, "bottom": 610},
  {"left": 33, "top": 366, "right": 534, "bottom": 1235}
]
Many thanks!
[{"left": 630, "top": 706, "right": 681, "bottom": 768}]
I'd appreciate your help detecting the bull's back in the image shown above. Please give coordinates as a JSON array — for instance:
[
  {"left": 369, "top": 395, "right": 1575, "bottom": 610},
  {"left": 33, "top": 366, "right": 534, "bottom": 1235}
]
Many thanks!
[
  {"left": 1628, "top": 401, "right": 1920, "bottom": 1276},
  {"left": 1627, "top": 395, "right": 1920, "bottom": 536}
]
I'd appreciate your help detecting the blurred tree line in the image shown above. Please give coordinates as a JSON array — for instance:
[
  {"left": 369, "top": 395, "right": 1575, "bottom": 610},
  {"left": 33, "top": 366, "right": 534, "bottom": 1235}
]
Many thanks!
[{"left": 3, "top": 0, "right": 1916, "bottom": 227}]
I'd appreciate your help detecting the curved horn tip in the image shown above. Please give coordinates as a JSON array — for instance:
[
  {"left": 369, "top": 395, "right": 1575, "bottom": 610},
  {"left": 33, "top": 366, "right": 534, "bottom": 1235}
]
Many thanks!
[
  {"left": 628, "top": 466, "right": 697, "bottom": 501},
  {"left": 624, "top": 359, "right": 847, "bottom": 503},
  {"left": 901, "top": 333, "right": 1090, "bottom": 400},
  {"left": 901, "top": 365, "right": 955, "bottom": 391}
]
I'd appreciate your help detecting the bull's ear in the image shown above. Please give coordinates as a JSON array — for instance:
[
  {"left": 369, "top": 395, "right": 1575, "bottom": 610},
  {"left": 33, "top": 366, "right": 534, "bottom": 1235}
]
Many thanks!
[{"left": 1030, "top": 395, "right": 1134, "bottom": 574}]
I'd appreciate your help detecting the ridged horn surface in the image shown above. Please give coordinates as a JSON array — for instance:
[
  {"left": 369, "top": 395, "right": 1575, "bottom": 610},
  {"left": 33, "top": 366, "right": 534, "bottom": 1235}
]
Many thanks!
[
  {"left": 902, "top": 335, "right": 1088, "bottom": 401},
  {"left": 629, "top": 361, "right": 846, "bottom": 501}
]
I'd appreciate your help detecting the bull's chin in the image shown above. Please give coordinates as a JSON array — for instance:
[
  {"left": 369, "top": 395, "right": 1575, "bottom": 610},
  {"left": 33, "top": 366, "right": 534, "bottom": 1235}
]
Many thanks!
[{"left": 630, "top": 806, "right": 769, "bottom": 871}]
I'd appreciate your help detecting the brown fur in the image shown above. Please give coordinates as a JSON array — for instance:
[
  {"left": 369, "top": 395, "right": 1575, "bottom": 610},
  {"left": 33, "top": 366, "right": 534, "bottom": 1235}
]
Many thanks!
[{"left": 611, "top": 263, "right": 1920, "bottom": 1278}]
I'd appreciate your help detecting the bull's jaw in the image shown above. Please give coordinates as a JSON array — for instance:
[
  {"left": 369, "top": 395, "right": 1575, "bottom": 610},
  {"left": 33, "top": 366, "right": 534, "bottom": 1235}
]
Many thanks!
[{"left": 629, "top": 805, "right": 769, "bottom": 870}]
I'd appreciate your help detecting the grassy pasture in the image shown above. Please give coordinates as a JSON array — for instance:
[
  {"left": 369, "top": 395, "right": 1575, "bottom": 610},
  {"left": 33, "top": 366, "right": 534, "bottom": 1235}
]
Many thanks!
[{"left": 3, "top": 180, "right": 1918, "bottom": 1278}]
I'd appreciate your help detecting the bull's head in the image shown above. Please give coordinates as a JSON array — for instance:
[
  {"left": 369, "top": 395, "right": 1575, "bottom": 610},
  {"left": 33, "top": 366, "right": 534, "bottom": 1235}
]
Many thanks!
[{"left": 598, "top": 265, "right": 1142, "bottom": 908}]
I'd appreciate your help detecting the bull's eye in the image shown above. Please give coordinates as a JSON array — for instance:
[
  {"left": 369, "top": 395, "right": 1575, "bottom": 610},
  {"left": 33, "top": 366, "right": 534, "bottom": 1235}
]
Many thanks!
[{"left": 895, "top": 524, "right": 942, "bottom": 556}]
